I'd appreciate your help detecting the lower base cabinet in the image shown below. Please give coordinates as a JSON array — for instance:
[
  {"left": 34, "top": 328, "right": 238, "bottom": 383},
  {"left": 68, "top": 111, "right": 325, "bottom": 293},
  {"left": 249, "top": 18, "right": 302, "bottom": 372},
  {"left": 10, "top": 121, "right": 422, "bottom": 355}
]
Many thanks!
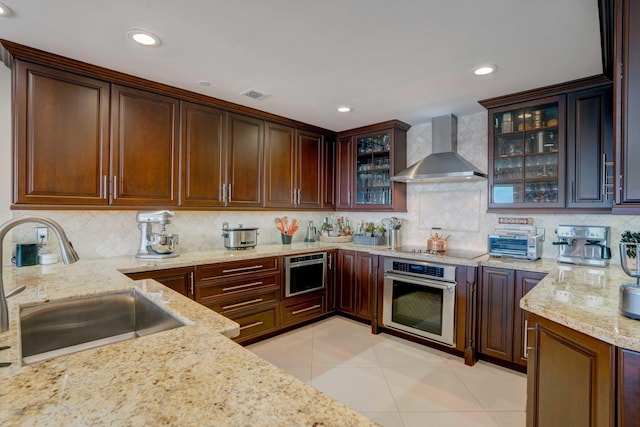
[
  {"left": 226, "top": 304, "right": 280, "bottom": 344},
  {"left": 125, "top": 267, "right": 194, "bottom": 298},
  {"left": 281, "top": 292, "right": 326, "bottom": 327},
  {"left": 526, "top": 313, "right": 615, "bottom": 427},
  {"left": 337, "top": 249, "right": 379, "bottom": 322}
]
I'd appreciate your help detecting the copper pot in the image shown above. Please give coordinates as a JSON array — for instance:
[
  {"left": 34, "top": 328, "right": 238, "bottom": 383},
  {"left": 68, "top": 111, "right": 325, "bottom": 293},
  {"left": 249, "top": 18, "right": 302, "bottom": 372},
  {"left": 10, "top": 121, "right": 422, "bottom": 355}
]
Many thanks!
[{"left": 427, "top": 231, "right": 450, "bottom": 252}]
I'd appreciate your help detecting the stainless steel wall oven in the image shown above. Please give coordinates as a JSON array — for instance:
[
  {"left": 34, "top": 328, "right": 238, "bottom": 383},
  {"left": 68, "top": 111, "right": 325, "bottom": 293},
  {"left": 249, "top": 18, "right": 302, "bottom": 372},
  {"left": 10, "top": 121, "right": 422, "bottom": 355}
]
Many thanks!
[
  {"left": 382, "top": 257, "right": 457, "bottom": 346},
  {"left": 285, "top": 252, "right": 326, "bottom": 297}
]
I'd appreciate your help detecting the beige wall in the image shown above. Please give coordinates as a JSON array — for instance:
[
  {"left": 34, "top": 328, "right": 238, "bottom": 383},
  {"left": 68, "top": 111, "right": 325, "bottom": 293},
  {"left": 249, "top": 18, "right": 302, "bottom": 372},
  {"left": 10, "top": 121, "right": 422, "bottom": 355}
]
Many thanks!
[{"left": 1, "top": 65, "right": 12, "bottom": 265}]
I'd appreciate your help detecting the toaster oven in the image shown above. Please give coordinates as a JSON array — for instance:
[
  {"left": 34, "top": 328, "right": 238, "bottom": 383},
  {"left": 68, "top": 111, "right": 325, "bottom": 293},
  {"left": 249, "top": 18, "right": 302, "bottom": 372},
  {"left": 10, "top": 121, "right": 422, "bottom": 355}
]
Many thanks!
[{"left": 488, "top": 234, "right": 542, "bottom": 261}]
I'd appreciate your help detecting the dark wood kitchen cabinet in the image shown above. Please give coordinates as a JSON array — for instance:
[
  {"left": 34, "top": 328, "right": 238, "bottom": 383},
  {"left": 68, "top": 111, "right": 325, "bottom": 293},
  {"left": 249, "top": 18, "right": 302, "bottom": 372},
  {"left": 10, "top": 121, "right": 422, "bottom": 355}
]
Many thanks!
[
  {"left": 335, "top": 136, "right": 354, "bottom": 209},
  {"left": 323, "top": 138, "right": 336, "bottom": 209},
  {"left": 335, "top": 120, "right": 409, "bottom": 212},
  {"left": 126, "top": 267, "right": 195, "bottom": 299},
  {"left": 614, "top": 0, "right": 640, "bottom": 212},
  {"left": 195, "top": 256, "right": 281, "bottom": 344},
  {"left": 13, "top": 60, "right": 111, "bottom": 206},
  {"left": 481, "top": 76, "right": 613, "bottom": 212},
  {"left": 226, "top": 113, "right": 264, "bottom": 208},
  {"left": 264, "top": 124, "right": 323, "bottom": 209},
  {"left": 479, "top": 267, "right": 545, "bottom": 369},
  {"left": 337, "top": 249, "right": 379, "bottom": 322},
  {"left": 526, "top": 313, "right": 615, "bottom": 427},
  {"left": 618, "top": 348, "right": 640, "bottom": 426},
  {"left": 110, "top": 84, "right": 180, "bottom": 206},
  {"left": 180, "top": 101, "right": 227, "bottom": 207}
]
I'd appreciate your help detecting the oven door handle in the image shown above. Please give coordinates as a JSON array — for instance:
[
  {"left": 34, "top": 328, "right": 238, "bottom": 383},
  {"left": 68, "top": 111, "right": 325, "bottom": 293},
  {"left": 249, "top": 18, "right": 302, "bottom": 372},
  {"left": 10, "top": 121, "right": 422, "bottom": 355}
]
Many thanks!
[{"left": 384, "top": 272, "right": 456, "bottom": 291}]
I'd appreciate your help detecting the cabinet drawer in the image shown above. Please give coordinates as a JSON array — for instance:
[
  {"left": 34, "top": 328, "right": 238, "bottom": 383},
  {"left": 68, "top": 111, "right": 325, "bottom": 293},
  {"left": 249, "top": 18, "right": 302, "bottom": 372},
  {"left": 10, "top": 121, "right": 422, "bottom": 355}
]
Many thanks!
[
  {"left": 196, "top": 257, "right": 279, "bottom": 282},
  {"left": 282, "top": 294, "right": 325, "bottom": 326},
  {"left": 202, "top": 289, "right": 279, "bottom": 315},
  {"left": 228, "top": 305, "right": 279, "bottom": 342},
  {"left": 196, "top": 272, "right": 280, "bottom": 301}
]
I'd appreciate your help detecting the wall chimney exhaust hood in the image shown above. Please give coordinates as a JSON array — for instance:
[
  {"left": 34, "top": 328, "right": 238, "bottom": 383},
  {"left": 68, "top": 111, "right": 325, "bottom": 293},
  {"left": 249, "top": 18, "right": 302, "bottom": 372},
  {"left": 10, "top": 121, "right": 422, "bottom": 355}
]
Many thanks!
[{"left": 391, "top": 114, "right": 487, "bottom": 183}]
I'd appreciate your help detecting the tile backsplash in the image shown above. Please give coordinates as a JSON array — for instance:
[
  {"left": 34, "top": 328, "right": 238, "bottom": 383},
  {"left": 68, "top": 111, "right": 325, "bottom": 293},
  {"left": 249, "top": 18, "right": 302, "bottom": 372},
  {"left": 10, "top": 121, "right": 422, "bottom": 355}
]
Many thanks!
[{"left": 6, "top": 111, "right": 640, "bottom": 266}]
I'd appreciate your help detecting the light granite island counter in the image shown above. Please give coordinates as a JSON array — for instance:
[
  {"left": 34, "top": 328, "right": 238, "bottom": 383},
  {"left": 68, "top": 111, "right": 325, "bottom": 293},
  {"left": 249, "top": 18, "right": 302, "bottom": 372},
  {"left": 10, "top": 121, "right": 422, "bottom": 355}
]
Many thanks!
[{"left": 0, "top": 246, "right": 377, "bottom": 426}]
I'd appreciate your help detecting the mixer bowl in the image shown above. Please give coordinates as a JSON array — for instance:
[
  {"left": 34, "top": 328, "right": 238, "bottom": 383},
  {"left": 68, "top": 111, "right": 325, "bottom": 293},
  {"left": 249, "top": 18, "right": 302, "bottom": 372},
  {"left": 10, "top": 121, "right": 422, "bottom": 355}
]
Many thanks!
[{"left": 149, "top": 233, "right": 179, "bottom": 254}]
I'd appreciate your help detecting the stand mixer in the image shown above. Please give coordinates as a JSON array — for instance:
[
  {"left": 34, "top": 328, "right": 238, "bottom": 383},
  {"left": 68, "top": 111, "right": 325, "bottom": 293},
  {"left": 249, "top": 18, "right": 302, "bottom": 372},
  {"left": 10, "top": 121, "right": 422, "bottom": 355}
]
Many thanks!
[
  {"left": 619, "top": 243, "right": 640, "bottom": 319},
  {"left": 136, "top": 210, "right": 179, "bottom": 259}
]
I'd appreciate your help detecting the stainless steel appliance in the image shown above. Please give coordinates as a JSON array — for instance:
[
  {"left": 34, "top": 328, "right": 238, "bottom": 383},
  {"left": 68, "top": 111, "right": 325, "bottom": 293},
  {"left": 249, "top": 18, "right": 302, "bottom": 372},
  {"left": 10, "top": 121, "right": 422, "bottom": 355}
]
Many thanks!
[
  {"left": 304, "top": 221, "right": 317, "bottom": 242},
  {"left": 136, "top": 210, "right": 179, "bottom": 259},
  {"left": 489, "top": 224, "right": 543, "bottom": 261},
  {"left": 285, "top": 252, "right": 327, "bottom": 297},
  {"left": 382, "top": 257, "right": 457, "bottom": 346},
  {"left": 553, "top": 225, "right": 611, "bottom": 267},
  {"left": 619, "top": 243, "right": 640, "bottom": 319},
  {"left": 221, "top": 223, "right": 258, "bottom": 250}
]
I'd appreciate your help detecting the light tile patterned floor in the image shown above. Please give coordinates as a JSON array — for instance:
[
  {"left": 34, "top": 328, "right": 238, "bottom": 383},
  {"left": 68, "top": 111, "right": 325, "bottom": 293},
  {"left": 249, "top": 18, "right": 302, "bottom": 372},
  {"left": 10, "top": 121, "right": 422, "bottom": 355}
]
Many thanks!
[{"left": 247, "top": 316, "right": 526, "bottom": 427}]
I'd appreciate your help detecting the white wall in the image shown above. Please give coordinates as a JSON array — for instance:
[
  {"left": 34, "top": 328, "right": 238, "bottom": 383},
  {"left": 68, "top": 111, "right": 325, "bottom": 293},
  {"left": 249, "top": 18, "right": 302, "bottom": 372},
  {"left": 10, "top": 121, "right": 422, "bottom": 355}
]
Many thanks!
[{"left": 3, "top": 67, "right": 639, "bottom": 263}]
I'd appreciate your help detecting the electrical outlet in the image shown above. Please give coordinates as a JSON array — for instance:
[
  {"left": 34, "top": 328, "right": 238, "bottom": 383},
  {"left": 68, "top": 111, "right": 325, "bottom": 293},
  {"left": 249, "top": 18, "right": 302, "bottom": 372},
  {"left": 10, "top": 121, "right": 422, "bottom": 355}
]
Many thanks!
[{"left": 36, "top": 227, "right": 49, "bottom": 245}]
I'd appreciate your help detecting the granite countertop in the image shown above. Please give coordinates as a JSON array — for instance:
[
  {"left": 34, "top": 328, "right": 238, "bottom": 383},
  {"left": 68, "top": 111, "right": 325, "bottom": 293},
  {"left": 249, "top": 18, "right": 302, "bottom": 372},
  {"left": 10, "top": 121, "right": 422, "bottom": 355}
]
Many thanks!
[{"left": 0, "top": 243, "right": 377, "bottom": 426}]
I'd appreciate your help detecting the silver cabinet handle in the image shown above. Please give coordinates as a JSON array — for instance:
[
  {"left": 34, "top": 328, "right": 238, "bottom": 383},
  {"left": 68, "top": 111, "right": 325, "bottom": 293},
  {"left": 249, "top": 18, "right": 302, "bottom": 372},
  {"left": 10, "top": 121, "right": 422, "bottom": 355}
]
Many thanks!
[
  {"left": 189, "top": 271, "right": 195, "bottom": 296},
  {"left": 328, "top": 253, "right": 332, "bottom": 270},
  {"left": 291, "top": 304, "right": 321, "bottom": 315},
  {"left": 222, "top": 281, "right": 264, "bottom": 292},
  {"left": 524, "top": 319, "right": 535, "bottom": 359},
  {"left": 347, "top": 190, "right": 351, "bottom": 206},
  {"left": 239, "top": 321, "right": 264, "bottom": 331},
  {"left": 222, "top": 265, "right": 263, "bottom": 274},
  {"left": 228, "top": 184, "right": 232, "bottom": 202},
  {"left": 220, "top": 184, "right": 226, "bottom": 202},
  {"left": 102, "top": 175, "right": 107, "bottom": 199},
  {"left": 223, "top": 298, "right": 264, "bottom": 311},
  {"left": 113, "top": 176, "right": 118, "bottom": 199},
  {"left": 297, "top": 188, "right": 301, "bottom": 205},
  {"left": 292, "top": 189, "right": 296, "bottom": 205},
  {"left": 602, "top": 153, "right": 614, "bottom": 199}
]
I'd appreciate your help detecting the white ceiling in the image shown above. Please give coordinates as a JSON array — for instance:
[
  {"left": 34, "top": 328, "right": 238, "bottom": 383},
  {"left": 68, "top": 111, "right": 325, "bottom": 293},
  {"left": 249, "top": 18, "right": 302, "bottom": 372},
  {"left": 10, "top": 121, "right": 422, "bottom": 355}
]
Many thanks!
[{"left": 0, "top": 0, "right": 603, "bottom": 132}]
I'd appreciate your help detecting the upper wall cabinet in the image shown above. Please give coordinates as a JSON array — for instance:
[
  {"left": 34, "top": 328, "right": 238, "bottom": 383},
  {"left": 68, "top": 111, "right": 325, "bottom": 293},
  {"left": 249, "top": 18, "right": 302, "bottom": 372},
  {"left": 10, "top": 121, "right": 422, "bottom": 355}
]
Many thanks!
[
  {"left": 614, "top": 0, "right": 640, "bottom": 212},
  {"left": 480, "top": 77, "right": 613, "bottom": 213},
  {"left": 14, "top": 60, "right": 111, "bottom": 206},
  {"left": 110, "top": 85, "right": 180, "bottom": 206},
  {"left": 180, "top": 101, "right": 227, "bottom": 207},
  {"left": 226, "top": 113, "right": 265, "bottom": 208},
  {"left": 336, "top": 120, "right": 409, "bottom": 212}
]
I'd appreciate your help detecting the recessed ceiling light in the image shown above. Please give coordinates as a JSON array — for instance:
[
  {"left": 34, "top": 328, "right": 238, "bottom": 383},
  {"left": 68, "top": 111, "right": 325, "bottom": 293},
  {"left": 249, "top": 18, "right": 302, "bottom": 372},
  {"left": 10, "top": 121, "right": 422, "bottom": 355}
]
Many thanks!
[
  {"left": 127, "top": 30, "right": 161, "bottom": 47},
  {"left": 0, "top": 2, "right": 13, "bottom": 16},
  {"left": 337, "top": 106, "right": 352, "bottom": 113},
  {"left": 472, "top": 65, "right": 497, "bottom": 76}
]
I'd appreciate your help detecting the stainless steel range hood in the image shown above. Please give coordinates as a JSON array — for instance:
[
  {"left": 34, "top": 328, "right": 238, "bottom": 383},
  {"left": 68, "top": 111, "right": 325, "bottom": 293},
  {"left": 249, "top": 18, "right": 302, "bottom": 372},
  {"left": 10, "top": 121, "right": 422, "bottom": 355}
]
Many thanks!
[{"left": 391, "top": 114, "right": 487, "bottom": 183}]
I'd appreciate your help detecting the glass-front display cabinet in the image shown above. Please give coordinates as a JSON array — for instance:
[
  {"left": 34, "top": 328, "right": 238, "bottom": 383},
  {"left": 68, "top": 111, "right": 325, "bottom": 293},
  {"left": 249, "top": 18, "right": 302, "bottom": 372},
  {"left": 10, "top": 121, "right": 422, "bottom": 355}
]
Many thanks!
[
  {"left": 356, "top": 133, "right": 392, "bottom": 206},
  {"left": 489, "top": 96, "right": 565, "bottom": 209}
]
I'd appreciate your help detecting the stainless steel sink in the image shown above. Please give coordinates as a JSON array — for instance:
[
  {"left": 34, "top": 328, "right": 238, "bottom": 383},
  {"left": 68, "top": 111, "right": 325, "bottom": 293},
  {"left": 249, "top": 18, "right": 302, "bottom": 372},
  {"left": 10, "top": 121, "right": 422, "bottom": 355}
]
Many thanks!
[{"left": 20, "top": 289, "right": 185, "bottom": 364}]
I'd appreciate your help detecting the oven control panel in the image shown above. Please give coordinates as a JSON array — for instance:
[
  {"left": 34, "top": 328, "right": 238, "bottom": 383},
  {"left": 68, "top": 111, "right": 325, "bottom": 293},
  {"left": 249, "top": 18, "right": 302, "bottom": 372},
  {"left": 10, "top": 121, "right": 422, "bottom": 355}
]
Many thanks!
[{"left": 384, "top": 257, "right": 456, "bottom": 282}]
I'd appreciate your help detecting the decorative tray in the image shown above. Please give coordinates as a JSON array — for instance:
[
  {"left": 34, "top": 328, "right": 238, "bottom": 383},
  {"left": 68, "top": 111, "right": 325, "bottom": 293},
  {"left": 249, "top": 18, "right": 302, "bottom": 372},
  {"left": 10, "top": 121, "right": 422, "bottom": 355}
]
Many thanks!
[
  {"left": 319, "top": 235, "right": 353, "bottom": 243},
  {"left": 352, "top": 235, "right": 386, "bottom": 246}
]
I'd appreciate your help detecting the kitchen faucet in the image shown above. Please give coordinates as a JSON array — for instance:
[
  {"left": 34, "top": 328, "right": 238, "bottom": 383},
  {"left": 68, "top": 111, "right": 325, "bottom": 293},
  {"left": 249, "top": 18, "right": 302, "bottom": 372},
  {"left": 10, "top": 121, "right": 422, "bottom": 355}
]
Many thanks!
[{"left": 0, "top": 216, "right": 79, "bottom": 332}]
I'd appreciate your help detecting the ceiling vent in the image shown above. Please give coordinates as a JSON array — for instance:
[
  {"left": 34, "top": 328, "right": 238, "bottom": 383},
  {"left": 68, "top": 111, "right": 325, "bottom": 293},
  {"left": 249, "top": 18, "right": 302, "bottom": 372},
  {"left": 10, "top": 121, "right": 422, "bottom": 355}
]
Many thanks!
[{"left": 240, "top": 89, "right": 270, "bottom": 100}]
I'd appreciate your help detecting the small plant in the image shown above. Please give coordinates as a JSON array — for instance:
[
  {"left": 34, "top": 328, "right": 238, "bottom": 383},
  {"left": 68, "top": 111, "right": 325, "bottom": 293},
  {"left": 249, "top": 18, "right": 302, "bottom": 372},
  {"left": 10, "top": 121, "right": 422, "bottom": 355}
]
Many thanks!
[{"left": 621, "top": 231, "right": 640, "bottom": 258}]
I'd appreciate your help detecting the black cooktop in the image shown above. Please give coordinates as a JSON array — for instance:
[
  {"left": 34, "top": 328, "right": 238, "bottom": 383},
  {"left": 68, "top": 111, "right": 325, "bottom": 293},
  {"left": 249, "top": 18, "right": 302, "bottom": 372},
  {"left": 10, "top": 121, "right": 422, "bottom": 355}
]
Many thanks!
[{"left": 387, "top": 246, "right": 487, "bottom": 260}]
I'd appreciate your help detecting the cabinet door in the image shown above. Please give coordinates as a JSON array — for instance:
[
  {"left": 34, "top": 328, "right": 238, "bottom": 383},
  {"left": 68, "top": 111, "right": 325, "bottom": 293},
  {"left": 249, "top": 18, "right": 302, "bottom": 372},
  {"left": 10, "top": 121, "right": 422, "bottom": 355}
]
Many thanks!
[
  {"left": 227, "top": 113, "right": 264, "bottom": 207},
  {"left": 296, "top": 130, "right": 323, "bottom": 209},
  {"left": 618, "top": 348, "right": 640, "bottom": 427},
  {"left": 326, "top": 250, "right": 338, "bottom": 311},
  {"left": 526, "top": 314, "right": 614, "bottom": 427},
  {"left": 180, "top": 102, "right": 226, "bottom": 207},
  {"left": 126, "top": 267, "right": 194, "bottom": 299},
  {"left": 355, "top": 252, "right": 377, "bottom": 321},
  {"left": 616, "top": 0, "right": 640, "bottom": 206},
  {"left": 479, "top": 267, "right": 515, "bottom": 362},
  {"left": 335, "top": 137, "right": 354, "bottom": 209},
  {"left": 264, "top": 122, "right": 295, "bottom": 208},
  {"left": 111, "top": 85, "right": 179, "bottom": 206},
  {"left": 513, "top": 271, "right": 545, "bottom": 367},
  {"left": 337, "top": 250, "right": 356, "bottom": 314},
  {"left": 323, "top": 138, "right": 336, "bottom": 209},
  {"left": 14, "top": 61, "right": 110, "bottom": 205},
  {"left": 567, "top": 85, "right": 613, "bottom": 209}
]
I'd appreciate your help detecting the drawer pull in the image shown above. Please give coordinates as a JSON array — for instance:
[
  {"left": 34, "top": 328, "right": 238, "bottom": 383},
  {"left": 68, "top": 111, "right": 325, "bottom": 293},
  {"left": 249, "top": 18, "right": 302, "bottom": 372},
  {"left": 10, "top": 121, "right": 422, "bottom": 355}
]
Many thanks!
[
  {"left": 524, "top": 319, "right": 536, "bottom": 359},
  {"left": 222, "top": 281, "right": 263, "bottom": 292},
  {"left": 239, "top": 321, "right": 264, "bottom": 331},
  {"left": 222, "top": 265, "right": 264, "bottom": 274},
  {"left": 222, "top": 298, "right": 264, "bottom": 311},
  {"left": 291, "top": 304, "right": 321, "bottom": 315}
]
